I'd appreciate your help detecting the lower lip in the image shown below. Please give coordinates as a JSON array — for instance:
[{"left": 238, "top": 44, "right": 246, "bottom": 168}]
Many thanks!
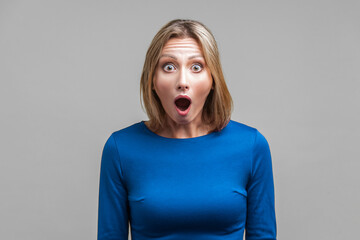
[{"left": 175, "top": 104, "right": 191, "bottom": 116}]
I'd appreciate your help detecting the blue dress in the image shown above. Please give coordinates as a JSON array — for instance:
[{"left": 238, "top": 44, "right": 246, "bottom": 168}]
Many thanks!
[{"left": 98, "top": 120, "right": 277, "bottom": 240}]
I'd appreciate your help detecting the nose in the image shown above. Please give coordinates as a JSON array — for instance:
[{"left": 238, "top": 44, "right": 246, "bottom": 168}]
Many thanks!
[{"left": 176, "top": 69, "right": 189, "bottom": 91}]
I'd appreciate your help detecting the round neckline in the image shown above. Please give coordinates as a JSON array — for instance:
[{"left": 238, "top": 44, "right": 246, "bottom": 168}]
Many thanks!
[{"left": 140, "top": 120, "right": 228, "bottom": 142}]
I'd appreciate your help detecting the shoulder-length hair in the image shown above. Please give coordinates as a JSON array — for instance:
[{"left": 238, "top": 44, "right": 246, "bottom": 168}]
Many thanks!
[{"left": 140, "top": 19, "right": 233, "bottom": 133}]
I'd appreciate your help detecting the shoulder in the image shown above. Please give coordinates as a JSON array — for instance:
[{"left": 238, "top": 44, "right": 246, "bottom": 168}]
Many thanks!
[
  {"left": 110, "top": 121, "right": 146, "bottom": 143},
  {"left": 226, "top": 119, "right": 257, "bottom": 133},
  {"left": 101, "top": 121, "right": 149, "bottom": 159},
  {"left": 225, "top": 120, "right": 270, "bottom": 148},
  {"left": 225, "top": 119, "right": 258, "bottom": 137},
  {"left": 112, "top": 121, "right": 143, "bottom": 135},
  {"left": 101, "top": 122, "right": 146, "bottom": 149}
]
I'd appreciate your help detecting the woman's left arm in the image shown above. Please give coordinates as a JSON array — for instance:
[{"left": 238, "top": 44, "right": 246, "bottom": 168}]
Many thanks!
[{"left": 245, "top": 129, "right": 277, "bottom": 240}]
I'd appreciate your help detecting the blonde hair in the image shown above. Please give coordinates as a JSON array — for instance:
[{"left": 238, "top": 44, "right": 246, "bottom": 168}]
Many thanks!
[{"left": 140, "top": 19, "right": 233, "bottom": 132}]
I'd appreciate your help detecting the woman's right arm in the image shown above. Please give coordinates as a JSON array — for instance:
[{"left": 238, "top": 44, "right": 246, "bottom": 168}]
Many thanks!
[{"left": 98, "top": 134, "right": 129, "bottom": 240}]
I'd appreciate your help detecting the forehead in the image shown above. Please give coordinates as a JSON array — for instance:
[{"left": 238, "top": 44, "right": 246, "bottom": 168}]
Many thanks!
[{"left": 161, "top": 38, "right": 203, "bottom": 55}]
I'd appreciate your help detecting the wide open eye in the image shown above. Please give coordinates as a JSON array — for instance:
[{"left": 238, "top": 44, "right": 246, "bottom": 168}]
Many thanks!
[
  {"left": 163, "top": 63, "right": 176, "bottom": 72},
  {"left": 191, "top": 63, "right": 202, "bottom": 72}
]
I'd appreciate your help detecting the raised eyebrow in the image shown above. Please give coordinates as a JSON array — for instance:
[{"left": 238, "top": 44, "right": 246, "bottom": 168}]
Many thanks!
[
  {"left": 159, "top": 54, "right": 177, "bottom": 60},
  {"left": 188, "top": 54, "right": 204, "bottom": 60}
]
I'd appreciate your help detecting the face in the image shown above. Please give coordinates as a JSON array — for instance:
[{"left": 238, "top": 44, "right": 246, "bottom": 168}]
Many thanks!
[{"left": 153, "top": 37, "right": 213, "bottom": 126}]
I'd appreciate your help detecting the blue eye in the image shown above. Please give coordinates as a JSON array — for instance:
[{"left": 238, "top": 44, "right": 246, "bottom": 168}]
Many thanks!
[
  {"left": 163, "top": 64, "right": 176, "bottom": 72},
  {"left": 191, "top": 64, "right": 202, "bottom": 72}
]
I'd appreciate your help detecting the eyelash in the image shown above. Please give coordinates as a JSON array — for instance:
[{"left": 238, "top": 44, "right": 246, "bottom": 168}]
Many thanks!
[
  {"left": 163, "top": 63, "right": 176, "bottom": 72},
  {"left": 162, "top": 63, "right": 203, "bottom": 72}
]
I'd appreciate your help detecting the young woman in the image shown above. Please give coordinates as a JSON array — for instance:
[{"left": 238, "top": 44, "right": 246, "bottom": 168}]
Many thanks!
[{"left": 98, "top": 19, "right": 277, "bottom": 240}]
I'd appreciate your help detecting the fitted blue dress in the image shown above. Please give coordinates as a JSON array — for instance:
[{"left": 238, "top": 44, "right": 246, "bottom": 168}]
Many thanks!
[{"left": 97, "top": 120, "right": 277, "bottom": 240}]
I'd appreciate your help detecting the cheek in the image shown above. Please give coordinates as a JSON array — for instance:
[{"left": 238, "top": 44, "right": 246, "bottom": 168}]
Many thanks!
[
  {"left": 155, "top": 81, "right": 170, "bottom": 96},
  {"left": 193, "top": 75, "right": 213, "bottom": 96},
  {"left": 154, "top": 75, "right": 173, "bottom": 99}
]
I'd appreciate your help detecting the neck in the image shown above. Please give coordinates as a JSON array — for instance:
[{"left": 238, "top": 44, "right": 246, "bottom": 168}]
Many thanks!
[{"left": 148, "top": 116, "right": 212, "bottom": 139}]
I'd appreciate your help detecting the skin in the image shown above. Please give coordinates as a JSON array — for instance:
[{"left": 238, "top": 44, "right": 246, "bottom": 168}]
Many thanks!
[{"left": 145, "top": 37, "right": 214, "bottom": 139}]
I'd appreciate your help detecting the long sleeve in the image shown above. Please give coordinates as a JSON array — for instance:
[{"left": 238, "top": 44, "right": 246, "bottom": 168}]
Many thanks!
[
  {"left": 245, "top": 130, "right": 277, "bottom": 240},
  {"left": 98, "top": 134, "right": 129, "bottom": 240}
]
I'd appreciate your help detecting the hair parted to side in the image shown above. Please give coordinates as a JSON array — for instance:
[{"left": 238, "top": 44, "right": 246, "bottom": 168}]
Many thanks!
[{"left": 140, "top": 19, "right": 233, "bottom": 133}]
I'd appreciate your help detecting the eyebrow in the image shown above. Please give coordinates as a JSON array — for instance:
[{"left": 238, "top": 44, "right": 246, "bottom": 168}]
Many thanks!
[{"left": 159, "top": 54, "right": 204, "bottom": 60}]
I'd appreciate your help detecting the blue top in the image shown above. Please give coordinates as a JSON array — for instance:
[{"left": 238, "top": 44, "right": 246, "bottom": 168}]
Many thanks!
[{"left": 97, "top": 120, "right": 277, "bottom": 240}]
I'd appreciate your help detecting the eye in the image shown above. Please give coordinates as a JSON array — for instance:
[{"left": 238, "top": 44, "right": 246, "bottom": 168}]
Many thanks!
[
  {"left": 191, "top": 63, "right": 202, "bottom": 72},
  {"left": 163, "top": 63, "right": 176, "bottom": 72}
]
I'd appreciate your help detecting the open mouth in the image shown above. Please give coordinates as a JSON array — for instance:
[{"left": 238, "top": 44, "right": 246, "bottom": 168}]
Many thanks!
[{"left": 174, "top": 97, "right": 191, "bottom": 111}]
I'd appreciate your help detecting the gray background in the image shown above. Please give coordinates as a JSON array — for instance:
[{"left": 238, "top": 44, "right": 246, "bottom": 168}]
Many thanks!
[{"left": 1, "top": 0, "right": 359, "bottom": 239}]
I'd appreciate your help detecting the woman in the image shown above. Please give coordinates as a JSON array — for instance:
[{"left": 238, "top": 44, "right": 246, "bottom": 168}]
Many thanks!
[{"left": 98, "top": 19, "right": 277, "bottom": 240}]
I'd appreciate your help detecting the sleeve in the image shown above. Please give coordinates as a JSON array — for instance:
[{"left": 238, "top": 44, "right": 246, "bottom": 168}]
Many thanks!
[
  {"left": 245, "top": 129, "right": 277, "bottom": 240},
  {"left": 97, "top": 133, "right": 129, "bottom": 240}
]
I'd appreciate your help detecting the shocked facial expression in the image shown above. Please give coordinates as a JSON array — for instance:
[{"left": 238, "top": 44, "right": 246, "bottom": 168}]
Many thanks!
[{"left": 153, "top": 37, "right": 213, "bottom": 126}]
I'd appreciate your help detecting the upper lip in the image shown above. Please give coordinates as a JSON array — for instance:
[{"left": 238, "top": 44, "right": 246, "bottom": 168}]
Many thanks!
[{"left": 174, "top": 95, "right": 192, "bottom": 103}]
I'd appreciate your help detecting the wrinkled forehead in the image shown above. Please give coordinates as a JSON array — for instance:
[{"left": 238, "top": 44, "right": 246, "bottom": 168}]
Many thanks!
[{"left": 161, "top": 37, "right": 203, "bottom": 55}]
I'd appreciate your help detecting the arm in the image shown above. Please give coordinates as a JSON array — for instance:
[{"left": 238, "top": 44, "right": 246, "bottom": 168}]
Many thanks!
[
  {"left": 98, "top": 134, "right": 129, "bottom": 240},
  {"left": 245, "top": 130, "right": 277, "bottom": 240}
]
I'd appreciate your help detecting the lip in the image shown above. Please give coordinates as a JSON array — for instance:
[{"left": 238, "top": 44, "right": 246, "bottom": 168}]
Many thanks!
[
  {"left": 174, "top": 95, "right": 192, "bottom": 103},
  {"left": 174, "top": 95, "right": 192, "bottom": 116}
]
